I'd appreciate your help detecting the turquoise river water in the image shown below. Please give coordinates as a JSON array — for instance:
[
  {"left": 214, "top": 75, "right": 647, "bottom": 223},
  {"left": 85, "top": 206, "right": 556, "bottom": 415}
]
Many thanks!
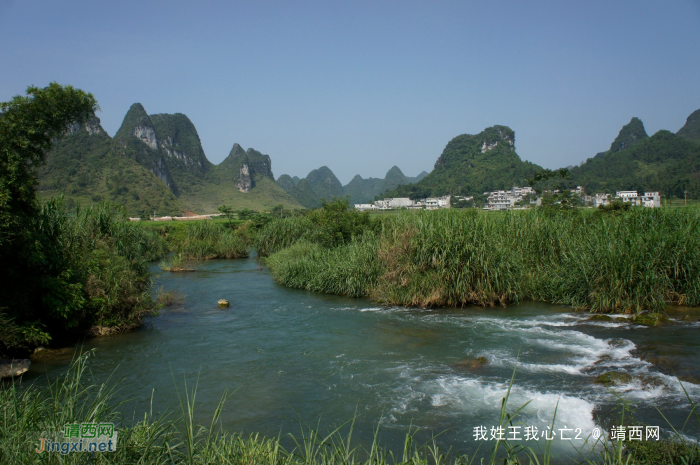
[{"left": 26, "top": 256, "right": 700, "bottom": 460}]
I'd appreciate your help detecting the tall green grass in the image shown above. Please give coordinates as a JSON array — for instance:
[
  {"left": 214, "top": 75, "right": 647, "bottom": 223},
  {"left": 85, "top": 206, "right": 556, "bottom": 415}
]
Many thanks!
[
  {"left": 177, "top": 221, "right": 248, "bottom": 260},
  {"left": 265, "top": 234, "right": 382, "bottom": 298},
  {"left": 1, "top": 199, "right": 169, "bottom": 354},
  {"left": 260, "top": 208, "right": 700, "bottom": 313}
]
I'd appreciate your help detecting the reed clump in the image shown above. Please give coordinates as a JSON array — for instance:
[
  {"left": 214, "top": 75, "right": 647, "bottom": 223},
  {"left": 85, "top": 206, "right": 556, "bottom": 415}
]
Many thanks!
[
  {"left": 259, "top": 207, "right": 700, "bottom": 313},
  {"left": 177, "top": 221, "right": 248, "bottom": 260},
  {"left": 160, "top": 253, "right": 199, "bottom": 272},
  {"left": 265, "top": 234, "right": 382, "bottom": 298}
]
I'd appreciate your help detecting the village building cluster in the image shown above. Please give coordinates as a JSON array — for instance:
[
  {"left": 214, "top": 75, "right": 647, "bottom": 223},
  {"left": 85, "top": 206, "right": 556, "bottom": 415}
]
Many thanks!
[
  {"left": 354, "top": 195, "right": 453, "bottom": 211},
  {"left": 357, "top": 187, "right": 661, "bottom": 211}
]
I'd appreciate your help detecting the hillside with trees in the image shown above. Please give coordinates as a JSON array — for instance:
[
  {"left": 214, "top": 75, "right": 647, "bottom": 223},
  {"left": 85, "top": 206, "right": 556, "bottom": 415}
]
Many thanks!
[
  {"left": 566, "top": 127, "right": 700, "bottom": 198},
  {"left": 381, "top": 125, "right": 542, "bottom": 199},
  {"left": 38, "top": 103, "right": 302, "bottom": 215}
]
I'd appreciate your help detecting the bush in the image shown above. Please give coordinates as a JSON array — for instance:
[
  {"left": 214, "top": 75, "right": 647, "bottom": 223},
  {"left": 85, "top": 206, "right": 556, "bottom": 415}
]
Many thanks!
[{"left": 1, "top": 199, "right": 168, "bottom": 355}]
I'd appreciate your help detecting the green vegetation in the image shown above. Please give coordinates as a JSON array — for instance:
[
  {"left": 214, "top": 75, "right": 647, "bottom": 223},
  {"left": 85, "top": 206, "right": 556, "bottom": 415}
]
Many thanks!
[
  {"left": 39, "top": 103, "right": 302, "bottom": 216},
  {"left": 2, "top": 352, "right": 697, "bottom": 464},
  {"left": 159, "top": 253, "right": 199, "bottom": 272},
  {"left": 609, "top": 117, "right": 649, "bottom": 153},
  {"left": 175, "top": 221, "right": 248, "bottom": 260},
  {"left": 277, "top": 175, "right": 324, "bottom": 209},
  {"left": 382, "top": 125, "right": 542, "bottom": 199},
  {"left": 0, "top": 84, "right": 169, "bottom": 356},
  {"left": 677, "top": 108, "right": 700, "bottom": 144},
  {"left": 303, "top": 166, "right": 345, "bottom": 201},
  {"left": 567, "top": 129, "right": 700, "bottom": 199},
  {"left": 37, "top": 121, "right": 184, "bottom": 217},
  {"left": 254, "top": 199, "right": 378, "bottom": 256},
  {"left": 259, "top": 207, "right": 700, "bottom": 313}
]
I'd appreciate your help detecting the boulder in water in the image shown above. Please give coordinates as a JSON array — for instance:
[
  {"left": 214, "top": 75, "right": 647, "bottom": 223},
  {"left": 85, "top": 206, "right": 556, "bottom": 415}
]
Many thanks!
[
  {"left": 596, "top": 371, "right": 633, "bottom": 386},
  {"left": 0, "top": 359, "right": 30, "bottom": 378},
  {"left": 218, "top": 299, "right": 230, "bottom": 308},
  {"left": 452, "top": 356, "right": 488, "bottom": 370}
]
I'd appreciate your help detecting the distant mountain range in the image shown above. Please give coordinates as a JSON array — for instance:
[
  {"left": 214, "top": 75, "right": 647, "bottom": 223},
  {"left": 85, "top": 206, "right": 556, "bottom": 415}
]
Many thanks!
[
  {"left": 38, "top": 101, "right": 700, "bottom": 215},
  {"left": 381, "top": 109, "right": 700, "bottom": 201},
  {"left": 276, "top": 165, "right": 428, "bottom": 208}
]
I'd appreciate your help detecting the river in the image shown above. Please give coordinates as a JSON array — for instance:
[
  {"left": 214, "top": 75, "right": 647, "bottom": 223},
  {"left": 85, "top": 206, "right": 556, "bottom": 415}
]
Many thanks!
[{"left": 26, "top": 256, "right": 700, "bottom": 460}]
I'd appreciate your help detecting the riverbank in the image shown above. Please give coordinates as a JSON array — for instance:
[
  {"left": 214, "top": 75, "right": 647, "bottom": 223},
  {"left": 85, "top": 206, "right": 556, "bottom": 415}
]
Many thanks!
[
  {"left": 258, "top": 203, "right": 700, "bottom": 313},
  {"left": 3, "top": 352, "right": 698, "bottom": 464},
  {"left": 7, "top": 256, "right": 700, "bottom": 464},
  {"left": 0, "top": 199, "right": 169, "bottom": 359}
]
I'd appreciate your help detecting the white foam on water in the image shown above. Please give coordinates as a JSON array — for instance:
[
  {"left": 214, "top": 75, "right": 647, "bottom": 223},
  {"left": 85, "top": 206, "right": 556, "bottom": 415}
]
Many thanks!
[
  {"left": 418, "top": 374, "right": 598, "bottom": 438},
  {"left": 379, "top": 307, "right": 697, "bottom": 427}
]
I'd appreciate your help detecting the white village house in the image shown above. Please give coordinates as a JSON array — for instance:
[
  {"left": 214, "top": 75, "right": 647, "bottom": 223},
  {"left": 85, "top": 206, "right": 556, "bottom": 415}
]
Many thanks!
[{"left": 355, "top": 195, "right": 451, "bottom": 211}]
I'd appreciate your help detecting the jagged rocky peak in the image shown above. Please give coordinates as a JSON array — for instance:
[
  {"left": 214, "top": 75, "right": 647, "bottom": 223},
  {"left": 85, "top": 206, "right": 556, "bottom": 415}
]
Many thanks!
[
  {"left": 115, "top": 103, "right": 158, "bottom": 150},
  {"left": 481, "top": 125, "right": 515, "bottom": 153},
  {"left": 610, "top": 117, "right": 648, "bottom": 153},
  {"left": 223, "top": 143, "right": 275, "bottom": 193},
  {"left": 149, "top": 113, "right": 209, "bottom": 172},
  {"left": 245, "top": 148, "right": 274, "bottom": 179},
  {"left": 66, "top": 114, "right": 105, "bottom": 136}
]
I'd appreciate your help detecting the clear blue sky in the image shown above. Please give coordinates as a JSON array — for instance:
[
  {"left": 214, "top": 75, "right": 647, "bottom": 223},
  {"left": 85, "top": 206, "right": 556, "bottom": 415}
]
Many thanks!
[{"left": 2, "top": 0, "right": 699, "bottom": 184}]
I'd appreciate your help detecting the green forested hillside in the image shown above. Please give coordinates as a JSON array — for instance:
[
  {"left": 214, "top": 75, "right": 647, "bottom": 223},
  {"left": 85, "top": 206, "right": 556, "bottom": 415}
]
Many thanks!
[
  {"left": 567, "top": 129, "right": 700, "bottom": 197},
  {"left": 277, "top": 174, "right": 322, "bottom": 208},
  {"left": 39, "top": 103, "right": 302, "bottom": 214},
  {"left": 304, "top": 166, "right": 344, "bottom": 200},
  {"left": 382, "top": 125, "right": 542, "bottom": 199},
  {"left": 37, "top": 117, "right": 183, "bottom": 217},
  {"left": 678, "top": 109, "right": 700, "bottom": 144},
  {"left": 609, "top": 117, "right": 648, "bottom": 153}
]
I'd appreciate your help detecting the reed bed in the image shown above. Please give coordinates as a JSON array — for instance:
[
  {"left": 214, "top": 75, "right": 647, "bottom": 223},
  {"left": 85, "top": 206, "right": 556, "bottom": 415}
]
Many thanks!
[
  {"left": 177, "top": 221, "right": 248, "bottom": 260},
  {"left": 259, "top": 208, "right": 700, "bottom": 313},
  {"left": 2, "top": 352, "right": 696, "bottom": 464},
  {"left": 265, "top": 234, "right": 382, "bottom": 298}
]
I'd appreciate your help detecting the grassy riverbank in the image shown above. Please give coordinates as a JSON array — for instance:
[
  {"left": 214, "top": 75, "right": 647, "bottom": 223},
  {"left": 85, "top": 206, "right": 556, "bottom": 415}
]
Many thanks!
[
  {"left": 1, "top": 353, "right": 697, "bottom": 464},
  {"left": 1, "top": 199, "right": 169, "bottom": 356},
  {"left": 258, "top": 203, "right": 700, "bottom": 313}
]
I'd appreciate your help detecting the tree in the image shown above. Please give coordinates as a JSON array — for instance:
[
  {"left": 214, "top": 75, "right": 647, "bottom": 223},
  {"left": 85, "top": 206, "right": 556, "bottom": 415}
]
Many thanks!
[
  {"left": 217, "top": 204, "right": 235, "bottom": 227},
  {"left": 527, "top": 168, "right": 571, "bottom": 194},
  {"left": 0, "top": 83, "right": 97, "bottom": 353}
]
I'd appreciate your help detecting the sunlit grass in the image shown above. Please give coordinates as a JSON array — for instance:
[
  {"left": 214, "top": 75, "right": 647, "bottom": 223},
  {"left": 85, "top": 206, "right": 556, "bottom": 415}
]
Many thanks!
[{"left": 260, "top": 208, "right": 700, "bottom": 313}]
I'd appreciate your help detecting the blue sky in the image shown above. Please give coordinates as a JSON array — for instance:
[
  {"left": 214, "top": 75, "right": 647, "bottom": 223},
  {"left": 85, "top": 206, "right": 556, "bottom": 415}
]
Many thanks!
[{"left": 1, "top": 0, "right": 699, "bottom": 184}]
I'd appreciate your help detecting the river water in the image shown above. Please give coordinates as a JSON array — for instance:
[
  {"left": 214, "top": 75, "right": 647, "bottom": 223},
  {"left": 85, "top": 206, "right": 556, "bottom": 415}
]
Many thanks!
[{"left": 27, "top": 257, "right": 700, "bottom": 460}]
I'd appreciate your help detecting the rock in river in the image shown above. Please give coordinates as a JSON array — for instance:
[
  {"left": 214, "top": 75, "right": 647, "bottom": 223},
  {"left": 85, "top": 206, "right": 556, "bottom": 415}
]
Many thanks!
[
  {"left": 0, "top": 359, "right": 30, "bottom": 378},
  {"left": 218, "top": 299, "right": 230, "bottom": 308}
]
